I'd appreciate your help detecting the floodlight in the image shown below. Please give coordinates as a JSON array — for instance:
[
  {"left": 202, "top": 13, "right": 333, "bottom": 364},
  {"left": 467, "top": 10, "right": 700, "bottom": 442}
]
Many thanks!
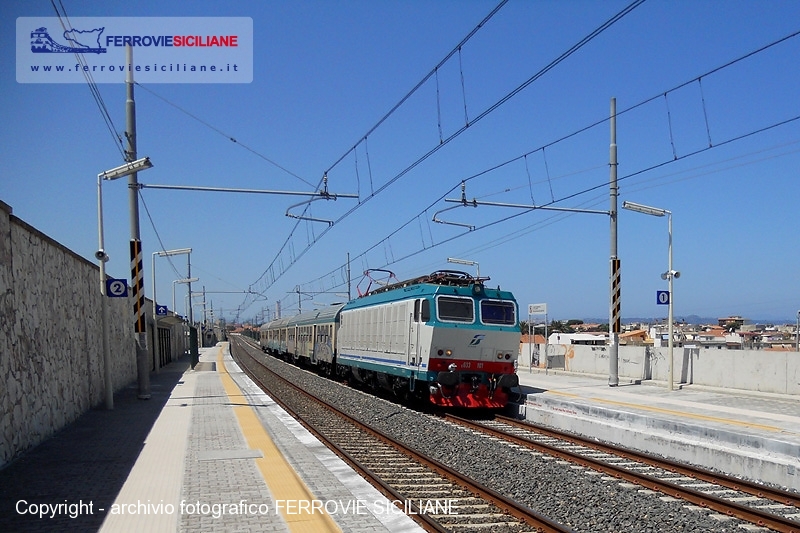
[
  {"left": 99, "top": 157, "right": 153, "bottom": 181},
  {"left": 621, "top": 200, "right": 667, "bottom": 217},
  {"left": 157, "top": 248, "right": 192, "bottom": 257}
]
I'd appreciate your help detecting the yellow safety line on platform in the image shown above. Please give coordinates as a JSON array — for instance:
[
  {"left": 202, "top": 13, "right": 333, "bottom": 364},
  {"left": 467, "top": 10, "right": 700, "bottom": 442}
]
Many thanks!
[
  {"left": 215, "top": 345, "right": 342, "bottom": 533},
  {"left": 547, "top": 390, "right": 782, "bottom": 432}
]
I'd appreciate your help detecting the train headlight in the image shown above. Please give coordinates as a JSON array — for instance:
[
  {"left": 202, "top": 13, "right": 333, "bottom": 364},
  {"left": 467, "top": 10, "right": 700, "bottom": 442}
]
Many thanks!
[
  {"left": 505, "top": 353, "right": 511, "bottom": 360},
  {"left": 496, "top": 352, "right": 503, "bottom": 360},
  {"left": 445, "top": 349, "right": 453, "bottom": 356},
  {"left": 438, "top": 349, "right": 443, "bottom": 356}
]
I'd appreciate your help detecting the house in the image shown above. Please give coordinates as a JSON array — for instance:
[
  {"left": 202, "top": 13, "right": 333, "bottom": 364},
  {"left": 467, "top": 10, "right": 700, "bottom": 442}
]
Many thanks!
[
  {"left": 718, "top": 315, "right": 747, "bottom": 328},
  {"left": 619, "top": 329, "right": 650, "bottom": 345},
  {"left": 520, "top": 334, "right": 547, "bottom": 345},
  {"left": 548, "top": 333, "right": 606, "bottom": 345}
]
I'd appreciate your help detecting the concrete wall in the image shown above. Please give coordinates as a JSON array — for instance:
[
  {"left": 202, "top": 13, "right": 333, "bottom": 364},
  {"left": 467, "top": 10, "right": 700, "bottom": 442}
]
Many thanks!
[
  {"left": 519, "top": 342, "right": 800, "bottom": 395},
  {"left": 1, "top": 201, "right": 140, "bottom": 469}
]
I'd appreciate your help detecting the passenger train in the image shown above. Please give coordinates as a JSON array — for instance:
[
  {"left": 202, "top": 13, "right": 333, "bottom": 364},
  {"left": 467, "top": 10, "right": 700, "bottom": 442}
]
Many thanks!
[{"left": 259, "top": 270, "right": 521, "bottom": 408}]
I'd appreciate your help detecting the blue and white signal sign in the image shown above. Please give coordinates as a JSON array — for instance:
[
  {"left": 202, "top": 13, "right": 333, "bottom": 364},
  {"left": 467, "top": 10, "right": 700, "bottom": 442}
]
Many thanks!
[
  {"left": 106, "top": 278, "right": 128, "bottom": 298},
  {"left": 156, "top": 305, "right": 168, "bottom": 316},
  {"left": 656, "top": 290, "right": 670, "bottom": 305}
]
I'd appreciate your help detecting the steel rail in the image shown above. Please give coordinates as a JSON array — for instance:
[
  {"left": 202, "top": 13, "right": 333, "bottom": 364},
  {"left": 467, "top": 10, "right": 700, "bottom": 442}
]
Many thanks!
[
  {"left": 494, "top": 414, "right": 800, "bottom": 509},
  {"left": 230, "top": 337, "right": 573, "bottom": 533},
  {"left": 447, "top": 414, "right": 800, "bottom": 533},
  {"left": 231, "top": 338, "right": 449, "bottom": 533}
]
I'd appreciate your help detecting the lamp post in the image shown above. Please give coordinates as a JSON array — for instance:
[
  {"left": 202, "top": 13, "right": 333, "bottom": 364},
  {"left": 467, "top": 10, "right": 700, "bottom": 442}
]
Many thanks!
[
  {"left": 622, "top": 200, "right": 678, "bottom": 391},
  {"left": 173, "top": 277, "right": 200, "bottom": 317},
  {"left": 97, "top": 156, "right": 153, "bottom": 409},
  {"left": 151, "top": 248, "right": 192, "bottom": 373},
  {"left": 796, "top": 310, "right": 799, "bottom": 352},
  {"left": 173, "top": 278, "right": 198, "bottom": 359}
]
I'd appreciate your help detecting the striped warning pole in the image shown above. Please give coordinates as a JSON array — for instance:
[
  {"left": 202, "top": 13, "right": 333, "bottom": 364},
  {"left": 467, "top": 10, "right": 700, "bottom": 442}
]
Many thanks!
[
  {"left": 611, "top": 258, "right": 621, "bottom": 334},
  {"left": 130, "top": 240, "right": 145, "bottom": 333}
]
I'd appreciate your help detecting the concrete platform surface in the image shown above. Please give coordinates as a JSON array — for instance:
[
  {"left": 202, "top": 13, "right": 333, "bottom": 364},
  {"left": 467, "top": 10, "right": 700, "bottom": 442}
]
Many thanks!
[
  {"left": 0, "top": 343, "right": 423, "bottom": 533},
  {"left": 515, "top": 369, "right": 800, "bottom": 491}
]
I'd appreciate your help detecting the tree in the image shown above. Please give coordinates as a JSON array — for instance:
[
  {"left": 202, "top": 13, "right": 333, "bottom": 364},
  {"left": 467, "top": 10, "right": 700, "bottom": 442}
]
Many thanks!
[{"left": 549, "top": 320, "right": 575, "bottom": 334}]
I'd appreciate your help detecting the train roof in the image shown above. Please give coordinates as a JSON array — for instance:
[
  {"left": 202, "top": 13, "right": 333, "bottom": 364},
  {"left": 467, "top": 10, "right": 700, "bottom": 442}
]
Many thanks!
[
  {"left": 344, "top": 270, "right": 516, "bottom": 311},
  {"left": 285, "top": 303, "right": 346, "bottom": 327},
  {"left": 260, "top": 315, "right": 292, "bottom": 331},
  {"left": 261, "top": 304, "right": 346, "bottom": 330}
]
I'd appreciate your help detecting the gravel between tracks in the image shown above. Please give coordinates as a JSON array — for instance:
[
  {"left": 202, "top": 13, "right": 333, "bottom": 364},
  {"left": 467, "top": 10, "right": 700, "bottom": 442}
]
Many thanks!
[{"left": 243, "top": 344, "right": 755, "bottom": 533}]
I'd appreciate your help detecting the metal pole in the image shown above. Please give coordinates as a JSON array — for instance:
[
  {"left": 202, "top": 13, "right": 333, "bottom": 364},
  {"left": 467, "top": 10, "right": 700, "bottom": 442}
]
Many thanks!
[
  {"left": 151, "top": 252, "right": 160, "bottom": 374},
  {"left": 609, "top": 97, "right": 620, "bottom": 387},
  {"left": 667, "top": 213, "right": 674, "bottom": 391},
  {"left": 795, "top": 311, "right": 800, "bottom": 352},
  {"left": 97, "top": 175, "right": 113, "bottom": 409},
  {"left": 186, "top": 253, "right": 198, "bottom": 367},
  {"left": 187, "top": 253, "right": 193, "bottom": 325},
  {"left": 528, "top": 313, "right": 533, "bottom": 371},
  {"left": 126, "top": 45, "right": 150, "bottom": 399},
  {"left": 544, "top": 312, "right": 549, "bottom": 373}
]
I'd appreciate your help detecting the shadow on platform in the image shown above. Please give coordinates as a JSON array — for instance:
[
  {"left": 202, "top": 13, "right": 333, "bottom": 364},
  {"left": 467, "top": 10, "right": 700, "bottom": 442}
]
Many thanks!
[{"left": 0, "top": 361, "right": 189, "bottom": 532}]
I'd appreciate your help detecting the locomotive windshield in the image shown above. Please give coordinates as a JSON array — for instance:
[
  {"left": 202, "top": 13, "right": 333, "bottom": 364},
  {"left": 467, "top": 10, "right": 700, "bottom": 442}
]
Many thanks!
[
  {"left": 480, "top": 300, "right": 516, "bottom": 325},
  {"left": 436, "top": 296, "right": 474, "bottom": 322}
]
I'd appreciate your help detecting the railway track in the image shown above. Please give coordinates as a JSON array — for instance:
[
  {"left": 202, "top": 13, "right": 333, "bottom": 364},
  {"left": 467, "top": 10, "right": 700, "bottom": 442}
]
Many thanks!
[
  {"left": 231, "top": 336, "right": 573, "bottom": 533},
  {"left": 445, "top": 415, "right": 800, "bottom": 533},
  {"left": 232, "top": 335, "right": 799, "bottom": 531}
]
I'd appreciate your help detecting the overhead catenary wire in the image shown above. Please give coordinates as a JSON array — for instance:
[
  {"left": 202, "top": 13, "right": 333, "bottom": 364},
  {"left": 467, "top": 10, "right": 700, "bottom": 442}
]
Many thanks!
[
  {"left": 237, "top": 0, "right": 514, "bottom": 310},
  {"left": 289, "top": 40, "right": 800, "bottom": 304},
  {"left": 294, "top": 110, "right": 800, "bottom": 304},
  {"left": 238, "top": 0, "right": 647, "bottom": 314},
  {"left": 51, "top": 0, "right": 126, "bottom": 160},
  {"left": 134, "top": 83, "right": 316, "bottom": 190},
  {"left": 250, "top": 27, "right": 800, "bottom": 317}
]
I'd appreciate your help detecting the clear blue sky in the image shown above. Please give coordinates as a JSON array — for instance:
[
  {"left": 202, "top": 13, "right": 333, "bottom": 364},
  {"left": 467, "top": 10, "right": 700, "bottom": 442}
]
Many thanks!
[{"left": 2, "top": 0, "right": 799, "bottom": 325}]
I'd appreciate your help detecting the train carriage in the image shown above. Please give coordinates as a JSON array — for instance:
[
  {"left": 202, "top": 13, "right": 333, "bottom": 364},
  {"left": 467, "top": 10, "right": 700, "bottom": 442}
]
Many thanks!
[
  {"left": 260, "top": 315, "right": 291, "bottom": 355},
  {"left": 286, "top": 304, "right": 345, "bottom": 374}
]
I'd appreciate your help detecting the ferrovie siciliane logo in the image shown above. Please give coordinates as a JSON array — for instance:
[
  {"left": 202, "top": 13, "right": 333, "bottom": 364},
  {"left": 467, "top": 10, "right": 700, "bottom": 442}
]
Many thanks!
[
  {"left": 31, "top": 26, "right": 107, "bottom": 54},
  {"left": 18, "top": 17, "right": 252, "bottom": 83}
]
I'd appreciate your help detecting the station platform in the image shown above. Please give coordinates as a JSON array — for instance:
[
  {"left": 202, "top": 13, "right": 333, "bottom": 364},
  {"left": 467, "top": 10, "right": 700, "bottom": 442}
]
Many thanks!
[
  {"left": 0, "top": 343, "right": 422, "bottom": 533},
  {"left": 3, "top": 350, "right": 797, "bottom": 533},
  {"left": 514, "top": 368, "right": 800, "bottom": 492}
]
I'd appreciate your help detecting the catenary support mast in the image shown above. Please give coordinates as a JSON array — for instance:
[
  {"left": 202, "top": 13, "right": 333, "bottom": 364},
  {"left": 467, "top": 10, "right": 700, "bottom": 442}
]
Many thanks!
[
  {"left": 126, "top": 45, "right": 150, "bottom": 399},
  {"left": 609, "top": 97, "right": 620, "bottom": 387}
]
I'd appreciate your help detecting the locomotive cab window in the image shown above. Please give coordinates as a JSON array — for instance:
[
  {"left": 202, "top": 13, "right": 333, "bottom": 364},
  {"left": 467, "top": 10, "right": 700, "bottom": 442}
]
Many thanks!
[
  {"left": 436, "top": 296, "right": 474, "bottom": 323},
  {"left": 480, "top": 300, "right": 516, "bottom": 325}
]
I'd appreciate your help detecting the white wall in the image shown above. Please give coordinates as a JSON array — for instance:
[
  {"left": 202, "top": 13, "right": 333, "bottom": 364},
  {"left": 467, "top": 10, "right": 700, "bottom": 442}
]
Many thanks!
[
  {"left": 1, "top": 201, "right": 137, "bottom": 468},
  {"left": 520, "top": 341, "right": 799, "bottom": 395}
]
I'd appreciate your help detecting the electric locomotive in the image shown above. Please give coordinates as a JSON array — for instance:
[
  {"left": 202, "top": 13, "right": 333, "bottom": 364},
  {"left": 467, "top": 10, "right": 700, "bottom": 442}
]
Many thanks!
[
  {"left": 259, "top": 270, "right": 521, "bottom": 409},
  {"left": 337, "top": 270, "right": 520, "bottom": 408}
]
